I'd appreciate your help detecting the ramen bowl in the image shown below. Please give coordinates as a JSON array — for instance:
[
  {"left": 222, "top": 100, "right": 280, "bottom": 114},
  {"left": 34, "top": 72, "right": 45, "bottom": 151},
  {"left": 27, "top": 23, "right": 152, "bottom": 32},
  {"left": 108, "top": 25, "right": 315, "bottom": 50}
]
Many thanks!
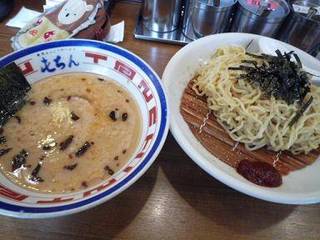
[
  {"left": 163, "top": 33, "right": 320, "bottom": 205},
  {"left": 0, "top": 39, "right": 169, "bottom": 218}
]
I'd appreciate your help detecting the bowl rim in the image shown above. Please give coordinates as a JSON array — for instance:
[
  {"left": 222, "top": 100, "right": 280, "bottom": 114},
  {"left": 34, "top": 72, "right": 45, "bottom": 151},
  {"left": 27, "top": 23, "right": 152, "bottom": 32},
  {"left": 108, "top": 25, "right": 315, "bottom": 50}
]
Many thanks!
[
  {"left": 0, "top": 39, "right": 169, "bottom": 218},
  {"left": 163, "top": 32, "right": 320, "bottom": 205}
]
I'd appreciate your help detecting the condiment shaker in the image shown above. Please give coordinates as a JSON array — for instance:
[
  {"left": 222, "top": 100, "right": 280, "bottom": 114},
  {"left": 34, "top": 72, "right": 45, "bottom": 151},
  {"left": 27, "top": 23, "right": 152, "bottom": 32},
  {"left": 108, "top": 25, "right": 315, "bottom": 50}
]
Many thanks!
[
  {"left": 278, "top": 0, "right": 320, "bottom": 55},
  {"left": 230, "top": 0, "right": 290, "bottom": 37},
  {"left": 183, "top": 0, "right": 236, "bottom": 40},
  {"left": 142, "top": 0, "right": 183, "bottom": 32}
]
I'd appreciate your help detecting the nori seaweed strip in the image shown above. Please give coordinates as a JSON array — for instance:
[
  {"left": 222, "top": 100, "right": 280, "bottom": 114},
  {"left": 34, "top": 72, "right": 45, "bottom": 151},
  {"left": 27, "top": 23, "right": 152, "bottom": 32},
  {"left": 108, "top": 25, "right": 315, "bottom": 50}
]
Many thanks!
[
  {"left": 30, "top": 163, "right": 44, "bottom": 182},
  {"left": 59, "top": 135, "right": 74, "bottom": 151},
  {"left": 245, "top": 52, "right": 265, "bottom": 59},
  {"left": 293, "top": 53, "right": 302, "bottom": 68},
  {"left": 284, "top": 52, "right": 292, "bottom": 62},
  {"left": 70, "top": 112, "right": 80, "bottom": 121},
  {"left": 0, "top": 62, "right": 31, "bottom": 126},
  {"left": 261, "top": 53, "right": 277, "bottom": 59},
  {"left": 275, "top": 49, "right": 283, "bottom": 58},
  {"left": 75, "top": 141, "right": 91, "bottom": 157},
  {"left": 289, "top": 96, "right": 313, "bottom": 127},
  {"left": 0, "top": 148, "right": 11, "bottom": 157},
  {"left": 245, "top": 39, "right": 254, "bottom": 50},
  {"left": 242, "top": 60, "right": 258, "bottom": 66},
  {"left": 12, "top": 149, "right": 28, "bottom": 171},
  {"left": 64, "top": 163, "right": 78, "bottom": 171},
  {"left": 286, "top": 55, "right": 306, "bottom": 104},
  {"left": 240, "top": 65, "right": 256, "bottom": 71},
  {"left": 229, "top": 67, "right": 243, "bottom": 71},
  {"left": 109, "top": 110, "right": 118, "bottom": 121},
  {"left": 305, "top": 71, "right": 320, "bottom": 77}
]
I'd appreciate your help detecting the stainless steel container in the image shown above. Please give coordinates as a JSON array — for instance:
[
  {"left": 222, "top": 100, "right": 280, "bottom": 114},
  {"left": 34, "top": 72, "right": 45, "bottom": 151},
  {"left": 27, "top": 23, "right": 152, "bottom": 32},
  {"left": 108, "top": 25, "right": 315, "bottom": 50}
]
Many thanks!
[
  {"left": 231, "top": 0, "right": 290, "bottom": 37},
  {"left": 278, "top": 0, "right": 320, "bottom": 55},
  {"left": 182, "top": 0, "right": 236, "bottom": 40},
  {"left": 142, "top": 0, "right": 182, "bottom": 32}
]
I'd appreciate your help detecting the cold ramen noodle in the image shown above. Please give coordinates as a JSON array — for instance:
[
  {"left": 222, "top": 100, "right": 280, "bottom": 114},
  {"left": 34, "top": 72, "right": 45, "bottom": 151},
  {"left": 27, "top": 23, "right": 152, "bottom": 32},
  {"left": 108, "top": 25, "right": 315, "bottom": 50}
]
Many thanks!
[
  {"left": 0, "top": 73, "right": 142, "bottom": 193},
  {"left": 180, "top": 46, "right": 320, "bottom": 187}
]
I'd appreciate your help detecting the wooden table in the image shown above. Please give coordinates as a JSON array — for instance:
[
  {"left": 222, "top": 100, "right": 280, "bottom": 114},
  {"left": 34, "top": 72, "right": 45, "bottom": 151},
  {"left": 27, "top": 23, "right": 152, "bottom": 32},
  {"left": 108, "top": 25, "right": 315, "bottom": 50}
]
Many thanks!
[{"left": 0, "top": 1, "right": 320, "bottom": 239}]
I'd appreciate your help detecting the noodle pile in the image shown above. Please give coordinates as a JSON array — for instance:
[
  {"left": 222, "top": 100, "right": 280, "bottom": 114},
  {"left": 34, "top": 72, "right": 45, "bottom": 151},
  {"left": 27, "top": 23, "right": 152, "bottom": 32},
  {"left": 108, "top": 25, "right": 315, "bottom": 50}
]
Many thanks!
[{"left": 192, "top": 46, "right": 320, "bottom": 154}]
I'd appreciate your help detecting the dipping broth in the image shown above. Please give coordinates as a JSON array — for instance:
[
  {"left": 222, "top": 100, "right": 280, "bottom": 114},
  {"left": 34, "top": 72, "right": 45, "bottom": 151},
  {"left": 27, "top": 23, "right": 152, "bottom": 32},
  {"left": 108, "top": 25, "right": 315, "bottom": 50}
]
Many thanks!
[{"left": 0, "top": 73, "right": 142, "bottom": 193}]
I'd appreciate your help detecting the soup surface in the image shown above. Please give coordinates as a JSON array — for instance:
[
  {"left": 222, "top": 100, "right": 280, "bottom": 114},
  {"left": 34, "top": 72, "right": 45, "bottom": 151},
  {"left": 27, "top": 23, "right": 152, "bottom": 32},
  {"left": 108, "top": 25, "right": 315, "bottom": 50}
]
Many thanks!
[{"left": 0, "top": 73, "right": 142, "bottom": 193}]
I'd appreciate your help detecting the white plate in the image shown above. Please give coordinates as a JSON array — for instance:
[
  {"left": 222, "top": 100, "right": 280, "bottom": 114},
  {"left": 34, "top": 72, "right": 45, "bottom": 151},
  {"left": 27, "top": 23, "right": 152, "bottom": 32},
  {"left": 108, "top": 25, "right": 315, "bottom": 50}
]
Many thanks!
[{"left": 163, "top": 33, "right": 320, "bottom": 205}]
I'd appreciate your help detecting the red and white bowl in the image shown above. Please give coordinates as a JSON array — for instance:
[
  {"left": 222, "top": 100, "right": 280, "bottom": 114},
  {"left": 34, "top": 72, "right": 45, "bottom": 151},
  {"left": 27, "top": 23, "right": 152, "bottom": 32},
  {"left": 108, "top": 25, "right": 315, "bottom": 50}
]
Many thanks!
[{"left": 0, "top": 39, "right": 169, "bottom": 218}]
